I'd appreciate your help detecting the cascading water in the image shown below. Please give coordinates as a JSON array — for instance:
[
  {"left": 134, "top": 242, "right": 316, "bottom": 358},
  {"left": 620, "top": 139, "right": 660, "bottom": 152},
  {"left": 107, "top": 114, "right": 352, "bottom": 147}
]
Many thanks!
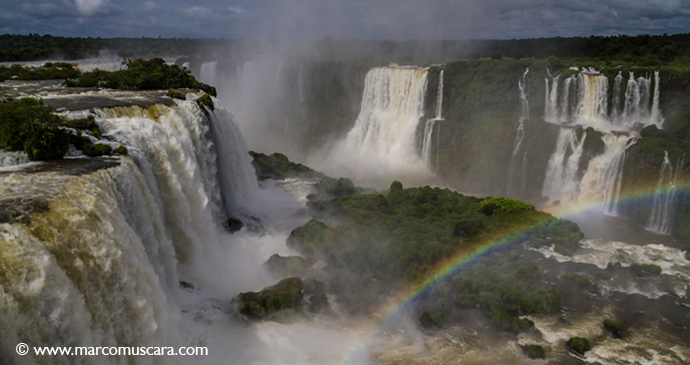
[
  {"left": 335, "top": 67, "right": 429, "bottom": 174},
  {"left": 647, "top": 152, "right": 684, "bottom": 234},
  {"left": 421, "top": 69, "right": 444, "bottom": 171},
  {"left": 435, "top": 70, "right": 444, "bottom": 120},
  {"left": 544, "top": 68, "right": 663, "bottom": 131},
  {"left": 578, "top": 134, "right": 635, "bottom": 214},
  {"left": 199, "top": 61, "right": 218, "bottom": 86},
  {"left": 542, "top": 128, "right": 587, "bottom": 204},
  {"left": 507, "top": 68, "right": 529, "bottom": 194},
  {"left": 0, "top": 93, "right": 273, "bottom": 364}
]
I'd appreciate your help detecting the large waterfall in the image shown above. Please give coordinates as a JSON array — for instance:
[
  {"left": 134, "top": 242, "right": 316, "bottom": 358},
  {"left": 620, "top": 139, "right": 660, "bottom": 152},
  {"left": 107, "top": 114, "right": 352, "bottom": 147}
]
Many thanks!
[
  {"left": 327, "top": 66, "right": 433, "bottom": 183},
  {"left": 544, "top": 69, "right": 663, "bottom": 131},
  {"left": 0, "top": 94, "right": 276, "bottom": 364},
  {"left": 647, "top": 151, "right": 684, "bottom": 234}
]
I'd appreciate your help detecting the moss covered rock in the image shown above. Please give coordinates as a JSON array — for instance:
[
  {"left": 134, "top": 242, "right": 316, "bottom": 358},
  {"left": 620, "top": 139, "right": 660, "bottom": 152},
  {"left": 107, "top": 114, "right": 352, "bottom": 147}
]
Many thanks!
[
  {"left": 521, "top": 344, "right": 546, "bottom": 359},
  {"left": 603, "top": 319, "right": 623, "bottom": 338},
  {"left": 237, "top": 277, "right": 304, "bottom": 319},
  {"left": 566, "top": 337, "right": 591, "bottom": 355},
  {"left": 286, "top": 219, "right": 334, "bottom": 255},
  {"left": 419, "top": 309, "right": 447, "bottom": 329},
  {"left": 263, "top": 254, "right": 309, "bottom": 278}
]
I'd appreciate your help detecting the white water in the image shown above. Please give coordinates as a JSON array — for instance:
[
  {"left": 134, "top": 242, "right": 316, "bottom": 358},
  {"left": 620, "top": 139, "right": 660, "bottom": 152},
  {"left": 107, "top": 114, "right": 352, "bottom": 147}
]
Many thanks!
[
  {"left": 325, "top": 66, "right": 435, "bottom": 185},
  {"left": 422, "top": 119, "right": 437, "bottom": 168},
  {"left": 578, "top": 135, "right": 634, "bottom": 214},
  {"left": 647, "top": 152, "right": 684, "bottom": 234},
  {"left": 435, "top": 70, "right": 444, "bottom": 120},
  {"left": 544, "top": 69, "right": 663, "bottom": 132},
  {"left": 0, "top": 151, "right": 30, "bottom": 168},
  {"left": 199, "top": 61, "right": 218, "bottom": 86},
  {"left": 507, "top": 68, "right": 529, "bottom": 194},
  {"left": 542, "top": 128, "right": 586, "bottom": 204}
]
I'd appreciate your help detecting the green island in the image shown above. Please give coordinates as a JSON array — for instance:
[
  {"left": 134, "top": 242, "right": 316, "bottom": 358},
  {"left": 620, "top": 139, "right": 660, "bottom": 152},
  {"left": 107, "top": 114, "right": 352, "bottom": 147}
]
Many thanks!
[{"left": 238, "top": 153, "right": 584, "bottom": 336}]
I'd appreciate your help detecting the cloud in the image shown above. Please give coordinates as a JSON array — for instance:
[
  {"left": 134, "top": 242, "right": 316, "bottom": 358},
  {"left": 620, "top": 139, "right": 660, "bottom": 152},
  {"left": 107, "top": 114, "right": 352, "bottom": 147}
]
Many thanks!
[
  {"left": 182, "top": 6, "right": 215, "bottom": 19},
  {"left": 228, "top": 6, "right": 244, "bottom": 14},
  {"left": 74, "top": 0, "right": 112, "bottom": 17},
  {"left": 142, "top": 1, "right": 159, "bottom": 12}
]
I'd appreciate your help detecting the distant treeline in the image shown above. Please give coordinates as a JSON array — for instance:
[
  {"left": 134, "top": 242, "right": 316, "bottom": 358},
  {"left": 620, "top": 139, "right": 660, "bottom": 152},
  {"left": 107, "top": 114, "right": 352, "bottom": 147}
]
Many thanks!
[{"left": 1, "top": 33, "right": 690, "bottom": 65}]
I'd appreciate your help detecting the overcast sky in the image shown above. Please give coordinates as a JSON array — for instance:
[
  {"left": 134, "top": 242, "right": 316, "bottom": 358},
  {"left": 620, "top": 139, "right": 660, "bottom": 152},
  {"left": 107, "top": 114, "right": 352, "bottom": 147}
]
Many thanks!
[{"left": 1, "top": 0, "right": 689, "bottom": 40}]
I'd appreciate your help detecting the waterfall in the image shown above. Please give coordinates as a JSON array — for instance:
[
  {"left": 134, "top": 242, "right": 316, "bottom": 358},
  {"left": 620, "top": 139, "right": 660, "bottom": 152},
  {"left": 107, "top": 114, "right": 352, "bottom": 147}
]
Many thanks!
[
  {"left": 520, "top": 151, "right": 528, "bottom": 192},
  {"left": 647, "top": 152, "right": 684, "bottom": 234},
  {"left": 611, "top": 71, "right": 624, "bottom": 122},
  {"left": 508, "top": 68, "right": 529, "bottom": 193},
  {"left": 422, "top": 119, "right": 436, "bottom": 167},
  {"left": 650, "top": 70, "right": 664, "bottom": 128},
  {"left": 340, "top": 67, "right": 429, "bottom": 168},
  {"left": 200, "top": 61, "right": 218, "bottom": 85},
  {"left": 0, "top": 93, "right": 269, "bottom": 364},
  {"left": 575, "top": 72, "right": 608, "bottom": 124},
  {"left": 578, "top": 134, "right": 635, "bottom": 214},
  {"left": 545, "top": 69, "right": 662, "bottom": 131},
  {"left": 542, "top": 128, "right": 587, "bottom": 204},
  {"left": 544, "top": 72, "right": 559, "bottom": 123},
  {"left": 435, "top": 70, "right": 444, "bottom": 120}
]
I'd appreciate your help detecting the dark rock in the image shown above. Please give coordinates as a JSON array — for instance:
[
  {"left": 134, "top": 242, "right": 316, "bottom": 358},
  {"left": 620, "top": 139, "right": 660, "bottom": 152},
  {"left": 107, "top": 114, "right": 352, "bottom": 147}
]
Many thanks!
[
  {"left": 224, "top": 217, "right": 243, "bottom": 233},
  {"left": 237, "top": 277, "right": 303, "bottom": 320}
]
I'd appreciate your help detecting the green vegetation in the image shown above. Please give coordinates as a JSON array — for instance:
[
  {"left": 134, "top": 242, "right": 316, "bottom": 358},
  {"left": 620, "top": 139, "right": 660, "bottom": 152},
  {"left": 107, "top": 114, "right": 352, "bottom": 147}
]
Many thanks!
[
  {"left": 0, "top": 62, "right": 80, "bottom": 81},
  {"left": 237, "top": 277, "right": 303, "bottom": 319},
  {"left": 295, "top": 179, "right": 581, "bottom": 332},
  {"left": 630, "top": 263, "right": 662, "bottom": 275},
  {"left": 195, "top": 94, "right": 214, "bottom": 114},
  {"left": 286, "top": 219, "right": 334, "bottom": 255},
  {"left": 167, "top": 88, "right": 186, "bottom": 100},
  {"left": 566, "top": 337, "right": 592, "bottom": 355},
  {"left": 522, "top": 344, "right": 546, "bottom": 359},
  {"left": 263, "top": 254, "right": 309, "bottom": 278},
  {"left": 595, "top": 271, "right": 612, "bottom": 280},
  {"left": 0, "top": 98, "right": 70, "bottom": 160},
  {"left": 603, "top": 319, "right": 623, "bottom": 338},
  {"left": 66, "top": 58, "right": 216, "bottom": 96},
  {"left": 83, "top": 143, "right": 112, "bottom": 157},
  {"left": 114, "top": 145, "right": 128, "bottom": 155},
  {"left": 419, "top": 309, "right": 447, "bottom": 329},
  {"left": 562, "top": 272, "right": 592, "bottom": 288}
]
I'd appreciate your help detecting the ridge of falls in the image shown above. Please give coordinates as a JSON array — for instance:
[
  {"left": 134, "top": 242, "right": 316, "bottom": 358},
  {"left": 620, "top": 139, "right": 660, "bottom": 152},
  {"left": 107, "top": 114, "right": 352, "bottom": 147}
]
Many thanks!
[
  {"left": 334, "top": 67, "right": 429, "bottom": 176},
  {"left": 647, "top": 151, "right": 685, "bottom": 234},
  {"left": 0, "top": 95, "right": 266, "bottom": 364},
  {"left": 507, "top": 68, "right": 529, "bottom": 194},
  {"left": 544, "top": 69, "right": 663, "bottom": 131}
]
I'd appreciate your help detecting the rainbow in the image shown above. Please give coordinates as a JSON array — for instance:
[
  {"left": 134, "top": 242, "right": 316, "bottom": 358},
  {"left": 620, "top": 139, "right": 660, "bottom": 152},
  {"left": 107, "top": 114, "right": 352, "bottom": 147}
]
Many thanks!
[{"left": 337, "top": 184, "right": 690, "bottom": 364}]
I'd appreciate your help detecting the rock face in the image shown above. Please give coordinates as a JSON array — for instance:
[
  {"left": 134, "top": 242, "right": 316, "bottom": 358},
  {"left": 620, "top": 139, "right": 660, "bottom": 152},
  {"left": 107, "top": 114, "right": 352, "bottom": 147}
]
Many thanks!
[{"left": 237, "top": 277, "right": 304, "bottom": 319}]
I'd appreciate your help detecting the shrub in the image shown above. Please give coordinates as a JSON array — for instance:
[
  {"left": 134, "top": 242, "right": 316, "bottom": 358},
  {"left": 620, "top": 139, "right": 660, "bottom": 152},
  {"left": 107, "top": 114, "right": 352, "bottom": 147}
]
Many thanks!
[
  {"left": 167, "top": 88, "right": 186, "bottom": 100},
  {"left": 114, "top": 145, "right": 128, "bottom": 155},
  {"left": 630, "top": 263, "right": 662, "bottom": 275},
  {"left": 0, "top": 98, "right": 70, "bottom": 161},
  {"left": 562, "top": 272, "right": 591, "bottom": 288},
  {"left": 603, "top": 319, "right": 623, "bottom": 337},
  {"left": 566, "top": 337, "right": 591, "bottom": 355},
  {"left": 595, "top": 271, "right": 611, "bottom": 280},
  {"left": 83, "top": 143, "right": 112, "bottom": 157},
  {"left": 522, "top": 344, "right": 545, "bottom": 359}
]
